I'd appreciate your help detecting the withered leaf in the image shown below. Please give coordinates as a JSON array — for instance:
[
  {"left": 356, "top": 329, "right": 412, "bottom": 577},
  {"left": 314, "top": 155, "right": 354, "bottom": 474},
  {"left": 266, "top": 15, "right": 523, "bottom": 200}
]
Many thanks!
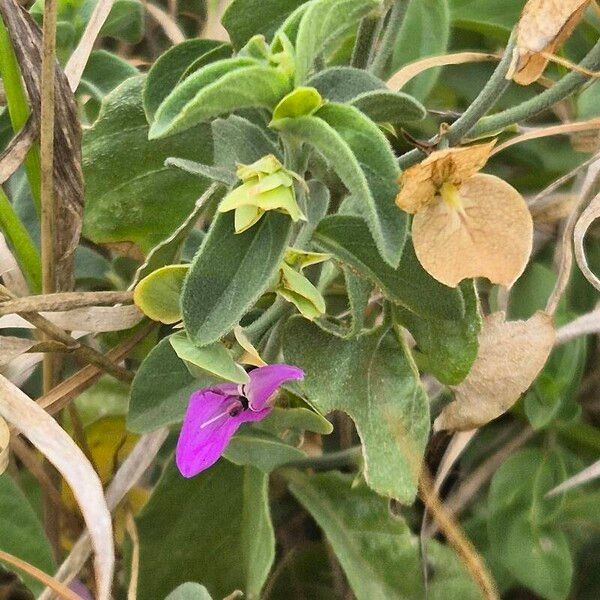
[
  {"left": 0, "top": 374, "right": 114, "bottom": 599},
  {"left": 434, "top": 311, "right": 555, "bottom": 431},
  {"left": 0, "top": 416, "right": 8, "bottom": 475},
  {"left": 0, "top": 336, "right": 36, "bottom": 366},
  {"left": 412, "top": 174, "right": 533, "bottom": 288},
  {"left": 0, "top": 0, "right": 83, "bottom": 291},
  {"left": 396, "top": 141, "right": 496, "bottom": 213},
  {"left": 508, "top": 0, "right": 591, "bottom": 85}
]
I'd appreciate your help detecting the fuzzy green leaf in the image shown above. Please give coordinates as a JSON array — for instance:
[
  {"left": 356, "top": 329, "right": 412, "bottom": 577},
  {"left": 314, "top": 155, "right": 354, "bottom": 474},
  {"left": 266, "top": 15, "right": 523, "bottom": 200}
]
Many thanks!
[
  {"left": 314, "top": 215, "right": 464, "bottom": 320},
  {"left": 136, "top": 460, "right": 274, "bottom": 600},
  {"left": 350, "top": 90, "right": 426, "bottom": 122},
  {"left": 182, "top": 211, "right": 291, "bottom": 346},
  {"left": 134, "top": 265, "right": 189, "bottom": 324},
  {"left": 283, "top": 319, "right": 429, "bottom": 502}
]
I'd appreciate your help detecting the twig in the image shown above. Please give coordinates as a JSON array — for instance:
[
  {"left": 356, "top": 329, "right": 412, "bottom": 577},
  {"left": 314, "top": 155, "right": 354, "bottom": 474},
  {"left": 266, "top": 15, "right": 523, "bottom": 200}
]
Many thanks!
[
  {"left": 0, "top": 549, "right": 82, "bottom": 600},
  {"left": 64, "top": 0, "right": 115, "bottom": 91},
  {"left": 125, "top": 510, "right": 140, "bottom": 600},
  {"left": 37, "top": 321, "right": 155, "bottom": 414},
  {"left": 39, "top": 428, "right": 169, "bottom": 599},
  {"left": 555, "top": 308, "right": 600, "bottom": 346},
  {"left": 419, "top": 469, "right": 499, "bottom": 600},
  {"left": 424, "top": 427, "right": 536, "bottom": 538},
  {"left": 146, "top": 3, "right": 186, "bottom": 44},
  {"left": 0, "top": 290, "right": 134, "bottom": 315}
]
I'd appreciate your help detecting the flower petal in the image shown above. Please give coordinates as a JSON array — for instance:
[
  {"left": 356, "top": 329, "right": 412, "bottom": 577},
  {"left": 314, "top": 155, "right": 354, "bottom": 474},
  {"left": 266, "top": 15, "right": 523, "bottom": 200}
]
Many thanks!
[
  {"left": 175, "top": 389, "right": 242, "bottom": 477},
  {"left": 245, "top": 364, "right": 304, "bottom": 410},
  {"left": 412, "top": 173, "right": 533, "bottom": 287}
]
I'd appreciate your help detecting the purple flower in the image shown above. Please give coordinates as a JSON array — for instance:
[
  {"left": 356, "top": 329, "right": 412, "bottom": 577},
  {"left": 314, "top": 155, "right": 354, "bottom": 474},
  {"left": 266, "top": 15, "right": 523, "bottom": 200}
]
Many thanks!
[{"left": 176, "top": 364, "right": 304, "bottom": 477}]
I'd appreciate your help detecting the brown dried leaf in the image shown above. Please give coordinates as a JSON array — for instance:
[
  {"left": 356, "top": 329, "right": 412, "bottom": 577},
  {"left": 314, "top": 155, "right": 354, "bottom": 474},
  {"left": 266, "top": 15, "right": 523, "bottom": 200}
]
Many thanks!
[
  {"left": 0, "top": 336, "right": 36, "bottom": 366},
  {"left": 0, "top": 0, "right": 83, "bottom": 291},
  {"left": 0, "top": 375, "right": 114, "bottom": 599},
  {"left": 508, "top": 0, "right": 591, "bottom": 85},
  {"left": 412, "top": 174, "right": 533, "bottom": 287},
  {"left": 574, "top": 191, "right": 600, "bottom": 291},
  {"left": 396, "top": 141, "right": 496, "bottom": 213},
  {"left": 0, "top": 416, "right": 9, "bottom": 475},
  {"left": 434, "top": 311, "right": 555, "bottom": 431}
]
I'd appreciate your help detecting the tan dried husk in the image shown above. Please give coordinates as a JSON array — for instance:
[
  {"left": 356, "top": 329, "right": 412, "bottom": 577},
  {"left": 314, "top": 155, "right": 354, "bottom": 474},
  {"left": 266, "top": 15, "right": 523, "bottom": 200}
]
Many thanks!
[
  {"left": 434, "top": 311, "right": 556, "bottom": 431},
  {"left": 508, "top": 0, "right": 591, "bottom": 85},
  {"left": 412, "top": 174, "right": 533, "bottom": 287},
  {"left": 0, "top": 0, "right": 83, "bottom": 291},
  {"left": 0, "top": 416, "right": 9, "bottom": 475},
  {"left": 396, "top": 141, "right": 496, "bottom": 214}
]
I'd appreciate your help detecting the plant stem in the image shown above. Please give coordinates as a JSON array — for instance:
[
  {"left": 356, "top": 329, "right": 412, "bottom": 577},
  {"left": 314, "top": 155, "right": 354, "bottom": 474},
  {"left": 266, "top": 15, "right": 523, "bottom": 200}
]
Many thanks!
[
  {"left": 245, "top": 298, "right": 290, "bottom": 343},
  {"left": 369, "top": 0, "right": 407, "bottom": 78},
  {"left": 282, "top": 445, "right": 363, "bottom": 470},
  {"left": 0, "top": 187, "right": 41, "bottom": 292},
  {"left": 398, "top": 32, "right": 516, "bottom": 169},
  {"left": 0, "top": 18, "right": 42, "bottom": 214},
  {"left": 470, "top": 37, "right": 600, "bottom": 139},
  {"left": 351, "top": 16, "right": 379, "bottom": 69}
]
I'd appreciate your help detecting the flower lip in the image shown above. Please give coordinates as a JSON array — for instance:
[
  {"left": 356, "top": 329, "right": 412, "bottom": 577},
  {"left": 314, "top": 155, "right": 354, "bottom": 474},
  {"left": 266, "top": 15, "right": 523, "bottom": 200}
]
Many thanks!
[{"left": 175, "top": 363, "right": 305, "bottom": 478}]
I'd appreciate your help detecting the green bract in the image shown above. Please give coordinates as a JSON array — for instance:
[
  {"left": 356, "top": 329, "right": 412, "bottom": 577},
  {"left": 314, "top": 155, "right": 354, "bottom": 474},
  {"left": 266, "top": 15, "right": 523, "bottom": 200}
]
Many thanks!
[{"left": 218, "top": 155, "right": 305, "bottom": 233}]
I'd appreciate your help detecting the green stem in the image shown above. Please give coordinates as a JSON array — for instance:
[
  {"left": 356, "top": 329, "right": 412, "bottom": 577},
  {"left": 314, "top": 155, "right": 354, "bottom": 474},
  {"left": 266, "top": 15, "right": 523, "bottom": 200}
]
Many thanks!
[
  {"left": 470, "top": 37, "right": 600, "bottom": 139},
  {"left": 245, "top": 298, "right": 290, "bottom": 343},
  {"left": 0, "top": 187, "right": 41, "bottom": 292},
  {"left": 398, "top": 32, "right": 516, "bottom": 169},
  {"left": 369, "top": 0, "right": 407, "bottom": 78},
  {"left": 351, "top": 16, "right": 379, "bottom": 69},
  {"left": 282, "top": 445, "right": 363, "bottom": 470},
  {"left": 0, "top": 18, "right": 42, "bottom": 214}
]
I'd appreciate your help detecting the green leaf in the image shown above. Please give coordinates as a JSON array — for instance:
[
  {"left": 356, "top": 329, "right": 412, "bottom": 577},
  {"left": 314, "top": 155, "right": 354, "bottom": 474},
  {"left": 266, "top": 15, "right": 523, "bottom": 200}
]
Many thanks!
[
  {"left": 222, "top": 0, "right": 307, "bottom": 49},
  {"left": 136, "top": 460, "right": 274, "bottom": 600},
  {"left": 307, "top": 66, "right": 385, "bottom": 102},
  {"left": 449, "top": 0, "right": 523, "bottom": 36},
  {"left": 258, "top": 406, "right": 333, "bottom": 436},
  {"left": 272, "top": 103, "right": 405, "bottom": 267},
  {"left": 287, "top": 471, "right": 423, "bottom": 598},
  {"left": 212, "top": 115, "right": 282, "bottom": 173},
  {"left": 82, "top": 76, "right": 213, "bottom": 251},
  {"left": 0, "top": 474, "right": 56, "bottom": 595},
  {"left": 165, "top": 582, "right": 213, "bottom": 600},
  {"left": 390, "top": 0, "right": 450, "bottom": 100},
  {"left": 487, "top": 449, "right": 573, "bottom": 600},
  {"left": 272, "top": 86, "right": 324, "bottom": 120},
  {"left": 314, "top": 215, "right": 464, "bottom": 320},
  {"left": 182, "top": 211, "right": 291, "bottom": 346},
  {"left": 79, "top": 49, "right": 138, "bottom": 107},
  {"left": 144, "top": 39, "right": 232, "bottom": 120},
  {"left": 128, "top": 337, "right": 210, "bottom": 433},
  {"left": 287, "top": 471, "right": 482, "bottom": 599},
  {"left": 350, "top": 90, "right": 426, "bottom": 123},
  {"left": 283, "top": 319, "right": 429, "bottom": 502},
  {"left": 100, "top": 0, "right": 144, "bottom": 43},
  {"left": 224, "top": 429, "right": 306, "bottom": 471},
  {"left": 134, "top": 265, "right": 189, "bottom": 324},
  {"left": 132, "top": 184, "right": 222, "bottom": 284},
  {"left": 150, "top": 59, "right": 292, "bottom": 139},
  {"left": 169, "top": 331, "right": 249, "bottom": 384},
  {"left": 394, "top": 281, "right": 481, "bottom": 384},
  {"left": 294, "top": 0, "right": 381, "bottom": 84}
]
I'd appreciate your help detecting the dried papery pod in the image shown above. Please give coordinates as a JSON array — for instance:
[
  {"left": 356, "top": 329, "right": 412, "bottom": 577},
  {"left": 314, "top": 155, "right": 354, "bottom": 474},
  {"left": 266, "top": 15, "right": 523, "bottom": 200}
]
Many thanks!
[
  {"left": 396, "top": 141, "right": 496, "bottom": 214},
  {"left": 412, "top": 174, "right": 533, "bottom": 287},
  {"left": 507, "top": 0, "right": 591, "bottom": 85},
  {"left": 396, "top": 142, "right": 533, "bottom": 288},
  {"left": 0, "top": 416, "right": 9, "bottom": 474},
  {"left": 0, "top": 0, "right": 83, "bottom": 291},
  {"left": 434, "top": 311, "right": 555, "bottom": 431}
]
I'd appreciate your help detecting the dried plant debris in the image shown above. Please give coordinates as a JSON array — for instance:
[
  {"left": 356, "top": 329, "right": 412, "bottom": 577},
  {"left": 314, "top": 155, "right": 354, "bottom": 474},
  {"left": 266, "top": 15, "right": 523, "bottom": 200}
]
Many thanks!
[
  {"left": 0, "top": 417, "right": 9, "bottom": 475},
  {"left": 0, "top": 0, "right": 83, "bottom": 291},
  {"left": 396, "top": 142, "right": 533, "bottom": 288},
  {"left": 507, "top": 0, "right": 591, "bottom": 85},
  {"left": 435, "top": 311, "right": 556, "bottom": 431}
]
